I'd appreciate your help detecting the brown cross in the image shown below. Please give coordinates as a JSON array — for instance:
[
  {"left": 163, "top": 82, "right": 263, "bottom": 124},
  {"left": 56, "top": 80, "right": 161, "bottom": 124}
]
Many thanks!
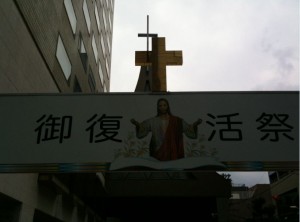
[{"left": 135, "top": 37, "right": 183, "bottom": 91}]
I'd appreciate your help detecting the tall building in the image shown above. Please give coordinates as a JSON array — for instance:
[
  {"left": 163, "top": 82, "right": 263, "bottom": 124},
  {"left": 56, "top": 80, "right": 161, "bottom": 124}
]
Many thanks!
[
  {"left": 268, "top": 171, "right": 299, "bottom": 221},
  {"left": 0, "top": 0, "right": 114, "bottom": 93},
  {"left": 229, "top": 184, "right": 275, "bottom": 221},
  {"left": 0, "top": 0, "right": 114, "bottom": 221}
]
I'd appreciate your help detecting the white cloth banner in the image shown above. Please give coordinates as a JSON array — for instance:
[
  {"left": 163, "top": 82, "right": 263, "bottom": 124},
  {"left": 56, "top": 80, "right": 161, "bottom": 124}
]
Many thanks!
[{"left": 0, "top": 92, "right": 298, "bottom": 168}]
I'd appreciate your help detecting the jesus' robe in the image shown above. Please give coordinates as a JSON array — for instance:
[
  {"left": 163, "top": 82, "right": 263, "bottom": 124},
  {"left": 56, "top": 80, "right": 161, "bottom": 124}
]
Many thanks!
[{"left": 135, "top": 115, "right": 198, "bottom": 161}]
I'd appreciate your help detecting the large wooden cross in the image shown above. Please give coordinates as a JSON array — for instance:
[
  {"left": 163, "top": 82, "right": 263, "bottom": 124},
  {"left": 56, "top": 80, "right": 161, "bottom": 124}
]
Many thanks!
[{"left": 135, "top": 37, "right": 183, "bottom": 91}]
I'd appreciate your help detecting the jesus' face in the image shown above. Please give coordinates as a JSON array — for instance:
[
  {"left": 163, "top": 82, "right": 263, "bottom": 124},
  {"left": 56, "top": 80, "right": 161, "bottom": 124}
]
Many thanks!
[{"left": 158, "top": 100, "right": 169, "bottom": 115}]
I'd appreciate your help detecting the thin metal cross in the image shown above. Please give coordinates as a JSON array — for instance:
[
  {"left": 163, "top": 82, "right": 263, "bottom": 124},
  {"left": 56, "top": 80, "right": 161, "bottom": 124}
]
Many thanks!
[{"left": 138, "top": 15, "right": 158, "bottom": 62}]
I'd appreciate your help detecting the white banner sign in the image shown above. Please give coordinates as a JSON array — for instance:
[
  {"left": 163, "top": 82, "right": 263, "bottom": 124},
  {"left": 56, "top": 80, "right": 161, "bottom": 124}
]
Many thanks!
[{"left": 0, "top": 92, "right": 298, "bottom": 171}]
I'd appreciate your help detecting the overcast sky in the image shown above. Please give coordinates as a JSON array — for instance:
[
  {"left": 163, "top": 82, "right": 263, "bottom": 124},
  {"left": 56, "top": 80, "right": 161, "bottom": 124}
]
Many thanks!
[
  {"left": 109, "top": 0, "right": 299, "bottom": 186},
  {"left": 110, "top": 0, "right": 298, "bottom": 92}
]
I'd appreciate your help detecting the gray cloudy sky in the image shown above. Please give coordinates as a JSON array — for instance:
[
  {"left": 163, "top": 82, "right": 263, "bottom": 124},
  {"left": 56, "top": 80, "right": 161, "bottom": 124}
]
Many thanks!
[
  {"left": 110, "top": 0, "right": 299, "bottom": 92},
  {"left": 109, "top": 0, "right": 299, "bottom": 186}
]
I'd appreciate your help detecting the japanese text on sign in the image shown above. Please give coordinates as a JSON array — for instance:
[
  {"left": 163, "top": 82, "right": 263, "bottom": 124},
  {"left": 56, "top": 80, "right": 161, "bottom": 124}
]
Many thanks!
[{"left": 34, "top": 113, "right": 294, "bottom": 144}]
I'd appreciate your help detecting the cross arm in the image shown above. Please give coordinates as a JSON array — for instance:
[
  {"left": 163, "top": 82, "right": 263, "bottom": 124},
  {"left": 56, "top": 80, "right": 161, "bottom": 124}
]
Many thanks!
[
  {"left": 164, "top": 51, "right": 183, "bottom": 65},
  {"left": 135, "top": 51, "right": 152, "bottom": 66},
  {"left": 138, "top": 33, "right": 158, "bottom": 37}
]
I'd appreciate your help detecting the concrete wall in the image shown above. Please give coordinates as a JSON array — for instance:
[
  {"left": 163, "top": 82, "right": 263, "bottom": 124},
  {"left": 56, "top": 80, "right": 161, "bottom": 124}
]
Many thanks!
[
  {"left": 270, "top": 171, "right": 299, "bottom": 195},
  {"left": 0, "top": 0, "right": 59, "bottom": 93},
  {"left": 0, "top": 173, "right": 104, "bottom": 221},
  {"left": 0, "top": 0, "right": 114, "bottom": 93},
  {"left": 0, "top": 0, "right": 114, "bottom": 221}
]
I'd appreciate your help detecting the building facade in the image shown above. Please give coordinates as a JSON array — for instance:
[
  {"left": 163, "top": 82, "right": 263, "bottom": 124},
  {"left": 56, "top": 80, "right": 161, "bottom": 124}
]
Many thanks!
[
  {"left": 229, "top": 184, "right": 275, "bottom": 222},
  {"left": 268, "top": 171, "right": 299, "bottom": 221},
  {"left": 0, "top": 0, "right": 114, "bottom": 221},
  {"left": 0, "top": 0, "right": 114, "bottom": 93}
]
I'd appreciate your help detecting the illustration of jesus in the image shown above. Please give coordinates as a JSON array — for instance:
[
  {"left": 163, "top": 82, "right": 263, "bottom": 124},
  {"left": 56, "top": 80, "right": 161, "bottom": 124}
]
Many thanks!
[{"left": 131, "top": 98, "right": 202, "bottom": 161}]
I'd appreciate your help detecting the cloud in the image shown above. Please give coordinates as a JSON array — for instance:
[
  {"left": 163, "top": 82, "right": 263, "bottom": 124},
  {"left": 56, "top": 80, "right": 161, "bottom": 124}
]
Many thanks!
[
  {"left": 273, "top": 48, "right": 296, "bottom": 76},
  {"left": 111, "top": 0, "right": 299, "bottom": 92}
]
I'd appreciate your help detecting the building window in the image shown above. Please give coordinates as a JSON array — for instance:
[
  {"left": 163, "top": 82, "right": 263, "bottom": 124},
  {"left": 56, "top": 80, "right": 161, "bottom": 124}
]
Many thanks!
[
  {"left": 34, "top": 209, "right": 64, "bottom": 221},
  {"left": 0, "top": 193, "right": 21, "bottom": 222},
  {"left": 92, "top": 34, "right": 98, "bottom": 62},
  {"left": 99, "top": 62, "right": 104, "bottom": 85},
  {"left": 106, "top": 34, "right": 110, "bottom": 54},
  {"left": 105, "top": 58, "right": 109, "bottom": 77},
  {"left": 95, "top": 4, "right": 101, "bottom": 33},
  {"left": 100, "top": 34, "right": 106, "bottom": 58},
  {"left": 78, "top": 34, "right": 87, "bottom": 72},
  {"left": 111, "top": 0, "right": 114, "bottom": 8},
  {"left": 102, "top": 8, "right": 107, "bottom": 31},
  {"left": 73, "top": 77, "right": 82, "bottom": 92},
  {"left": 56, "top": 35, "right": 71, "bottom": 80},
  {"left": 88, "top": 68, "right": 96, "bottom": 92},
  {"left": 64, "top": 0, "right": 77, "bottom": 34},
  {"left": 83, "top": 0, "right": 91, "bottom": 33},
  {"left": 108, "top": 11, "right": 112, "bottom": 31}
]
